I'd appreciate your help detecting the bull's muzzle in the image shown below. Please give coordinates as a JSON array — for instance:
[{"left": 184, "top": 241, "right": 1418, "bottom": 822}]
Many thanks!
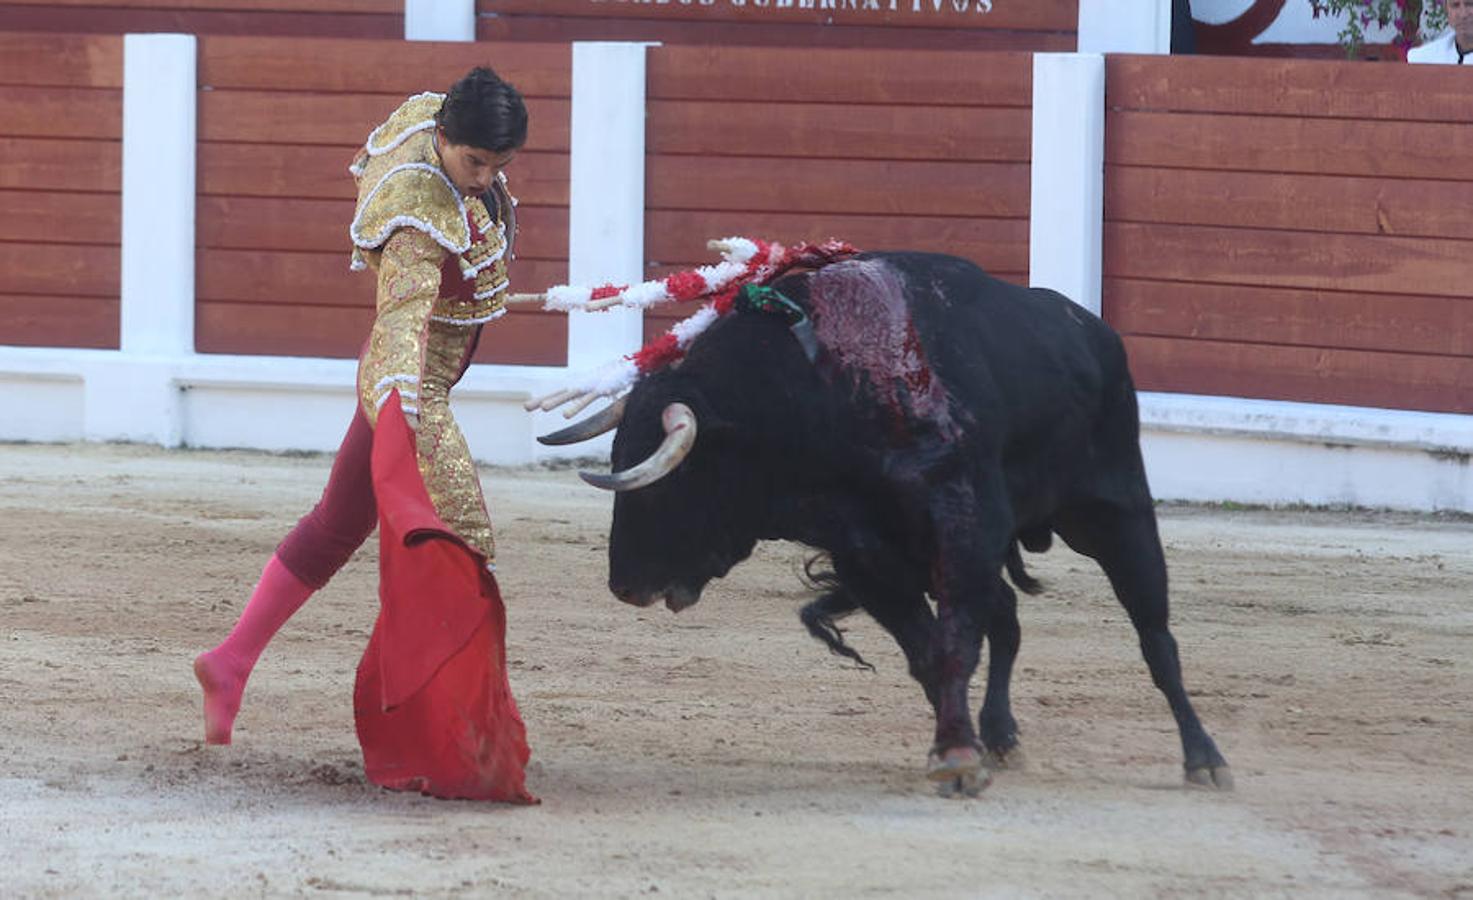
[
  {"left": 610, "top": 581, "right": 702, "bottom": 613},
  {"left": 611, "top": 583, "right": 660, "bottom": 608}
]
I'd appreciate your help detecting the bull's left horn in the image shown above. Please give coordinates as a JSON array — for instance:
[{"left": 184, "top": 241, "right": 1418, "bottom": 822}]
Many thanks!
[
  {"left": 537, "top": 397, "right": 627, "bottom": 446},
  {"left": 580, "top": 402, "right": 697, "bottom": 491}
]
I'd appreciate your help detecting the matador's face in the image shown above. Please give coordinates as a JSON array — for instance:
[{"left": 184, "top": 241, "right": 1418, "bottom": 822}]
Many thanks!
[
  {"left": 435, "top": 127, "right": 516, "bottom": 198},
  {"left": 1451, "top": 0, "right": 1473, "bottom": 46}
]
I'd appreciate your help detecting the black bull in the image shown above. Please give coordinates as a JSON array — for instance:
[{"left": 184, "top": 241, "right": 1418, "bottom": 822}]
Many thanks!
[{"left": 563, "top": 252, "right": 1231, "bottom": 794}]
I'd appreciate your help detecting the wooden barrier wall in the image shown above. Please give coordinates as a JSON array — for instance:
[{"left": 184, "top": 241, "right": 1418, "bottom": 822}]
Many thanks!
[
  {"left": 0, "top": 0, "right": 400, "bottom": 38},
  {"left": 194, "top": 36, "right": 571, "bottom": 364},
  {"left": 642, "top": 45, "right": 1033, "bottom": 341},
  {"left": 1, "top": 0, "right": 1077, "bottom": 49},
  {"left": 1103, "top": 55, "right": 1473, "bottom": 416},
  {"left": 477, "top": 0, "right": 1077, "bottom": 51},
  {"left": 0, "top": 32, "right": 121, "bottom": 350}
]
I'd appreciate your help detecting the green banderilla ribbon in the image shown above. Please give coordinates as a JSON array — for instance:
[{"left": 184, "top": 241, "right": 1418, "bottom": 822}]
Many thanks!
[{"left": 735, "top": 284, "right": 819, "bottom": 363}]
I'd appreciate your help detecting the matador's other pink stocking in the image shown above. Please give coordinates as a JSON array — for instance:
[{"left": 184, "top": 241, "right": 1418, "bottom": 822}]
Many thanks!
[{"left": 194, "top": 554, "right": 314, "bottom": 744}]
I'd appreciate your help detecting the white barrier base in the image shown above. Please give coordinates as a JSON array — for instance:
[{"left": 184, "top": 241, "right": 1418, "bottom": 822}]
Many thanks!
[
  {"left": 1140, "top": 393, "right": 1473, "bottom": 512},
  {"left": 2, "top": 348, "right": 1469, "bottom": 511},
  {"left": 0, "top": 348, "right": 610, "bottom": 465}
]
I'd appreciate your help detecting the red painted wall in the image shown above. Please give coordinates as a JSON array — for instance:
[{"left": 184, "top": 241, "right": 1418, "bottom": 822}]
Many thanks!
[
  {"left": 0, "top": 32, "right": 122, "bottom": 349},
  {"left": 1103, "top": 54, "right": 1473, "bottom": 414}
]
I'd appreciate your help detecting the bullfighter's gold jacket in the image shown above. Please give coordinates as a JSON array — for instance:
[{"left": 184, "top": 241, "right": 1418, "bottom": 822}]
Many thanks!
[{"left": 348, "top": 92, "right": 517, "bottom": 561}]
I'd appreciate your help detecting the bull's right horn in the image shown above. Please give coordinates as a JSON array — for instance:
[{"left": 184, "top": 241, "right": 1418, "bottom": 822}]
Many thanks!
[
  {"left": 537, "top": 397, "right": 627, "bottom": 446},
  {"left": 580, "top": 402, "right": 697, "bottom": 491}
]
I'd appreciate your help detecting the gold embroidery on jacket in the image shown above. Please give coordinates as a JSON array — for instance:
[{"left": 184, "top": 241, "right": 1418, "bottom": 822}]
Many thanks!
[
  {"left": 348, "top": 94, "right": 511, "bottom": 325},
  {"left": 351, "top": 162, "right": 469, "bottom": 259},
  {"left": 346, "top": 93, "right": 517, "bottom": 560},
  {"left": 356, "top": 229, "right": 496, "bottom": 561},
  {"left": 417, "top": 319, "right": 495, "bottom": 560},
  {"left": 364, "top": 92, "right": 443, "bottom": 156},
  {"left": 358, "top": 229, "right": 439, "bottom": 424},
  {"left": 436, "top": 194, "right": 510, "bottom": 325}
]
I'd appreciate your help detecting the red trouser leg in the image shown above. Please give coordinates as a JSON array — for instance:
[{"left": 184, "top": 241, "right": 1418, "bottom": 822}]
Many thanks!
[
  {"left": 195, "top": 407, "right": 378, "bottom": 744},
  {"left": 276, "top": 407, "right": 378, "bottom": 588}
]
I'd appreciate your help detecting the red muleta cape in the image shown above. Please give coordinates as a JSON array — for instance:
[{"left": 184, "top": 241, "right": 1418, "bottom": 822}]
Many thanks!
[{"left": 354, "top": 396, "right": 536, "bottom": 803}]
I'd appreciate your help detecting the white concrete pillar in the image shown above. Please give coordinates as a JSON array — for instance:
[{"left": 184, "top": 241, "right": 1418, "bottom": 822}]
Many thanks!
[
  {"left": 566, "top": 42, "right": 654, "bottom": 370},
  {"left": 1029, "top": 53, "right": 1105, "bottom": 316},
  {"left": 405, "top": 0, "right": 475, "bottom": 42},
  {"left": 1077, "top": 0, "right": 1172, "bottom": 54},
  {"left": 105, "top": 33, "right": 197, "bottom": 446},
  {"left": 120, "top": 33, "right": 196, "bottom": 357}
]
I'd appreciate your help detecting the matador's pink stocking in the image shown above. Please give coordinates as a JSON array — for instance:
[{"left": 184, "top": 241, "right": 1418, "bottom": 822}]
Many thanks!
[{"left": 194, "top": 554, "right": 314, "bottom": 744}]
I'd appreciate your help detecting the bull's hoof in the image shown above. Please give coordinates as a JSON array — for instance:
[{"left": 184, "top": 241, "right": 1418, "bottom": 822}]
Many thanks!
[
  {"left": 982, "top": 744, "right": 1027, "bottom": 771},
  {"left": 935, "top": 771, "right": 990, "bottom": 798},
  {"left": 1185, "top": 764, "right": 1234, "bottom": 791},
  {"left": 927, "top": 746, "right": 991, "bottom": 798}
]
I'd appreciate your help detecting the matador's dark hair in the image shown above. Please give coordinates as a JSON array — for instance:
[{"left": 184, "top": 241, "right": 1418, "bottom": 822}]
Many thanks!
[{"left": 436, "top": 66, "right": 528, "bottom": 153}]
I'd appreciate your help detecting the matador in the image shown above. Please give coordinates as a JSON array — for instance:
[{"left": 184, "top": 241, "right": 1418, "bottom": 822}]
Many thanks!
[{"left": 194, "top": 71, "right": 535, "bottom": 803}]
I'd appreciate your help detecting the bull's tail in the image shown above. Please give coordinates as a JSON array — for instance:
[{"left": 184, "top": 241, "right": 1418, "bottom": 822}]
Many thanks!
[
  {"left": 1005, "top": 539, "right": 1046, "bottom": 596},
  {"left": 798, "top": 556, "right": 876, "bottom": 672}
]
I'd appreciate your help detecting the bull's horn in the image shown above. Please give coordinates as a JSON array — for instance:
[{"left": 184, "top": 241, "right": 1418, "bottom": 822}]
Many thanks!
[
  {"left": 537, "top": 397, "right": 627, "bottom": 446},
  {"left": 580, "top": 402, "right": 697, "bottom": 491}
]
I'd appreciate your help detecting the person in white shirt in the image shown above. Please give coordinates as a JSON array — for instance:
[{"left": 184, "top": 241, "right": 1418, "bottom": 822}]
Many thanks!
[{"left": 1408, "top": 0, "right": 1473, "bottom": 63}]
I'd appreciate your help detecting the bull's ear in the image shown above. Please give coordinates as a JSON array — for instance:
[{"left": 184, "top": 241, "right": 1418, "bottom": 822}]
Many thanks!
[{"left": 694, "top": 412, "right": 740, "bottom": 438}]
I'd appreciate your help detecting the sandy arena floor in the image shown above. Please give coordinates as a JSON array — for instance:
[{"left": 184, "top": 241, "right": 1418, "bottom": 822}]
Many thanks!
[{"left": 1, "top": 441, "right": 1471, "bottom": 898}]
